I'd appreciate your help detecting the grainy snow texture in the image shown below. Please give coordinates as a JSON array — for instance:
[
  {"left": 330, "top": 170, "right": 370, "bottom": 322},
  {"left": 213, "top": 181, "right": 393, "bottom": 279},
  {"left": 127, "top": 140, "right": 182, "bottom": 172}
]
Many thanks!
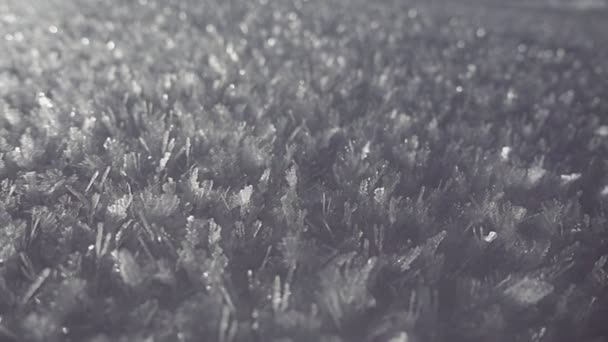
[{"left": 1, "top": 0, "right": 608, "bottom": 341}]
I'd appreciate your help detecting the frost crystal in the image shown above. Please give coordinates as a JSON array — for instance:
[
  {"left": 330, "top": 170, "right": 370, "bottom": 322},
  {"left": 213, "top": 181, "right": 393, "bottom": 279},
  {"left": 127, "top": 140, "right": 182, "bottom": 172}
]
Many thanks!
[
  {"left": 361, "top": 141, "right": 371, "bottom": 160},
  {"left": 36, "top": 92, "right": 54, "bottom": 109},
  {"left": 526, "top": 165, "right": 546, "bottom": 185},
  {"left": 0, "top": 221, "right": 25, "bottom": 262},
  {"left": 388, "top": 332, "right": 410, "bottom": 342},
  {"left": 113, "top": 249, "right": 143, "bottom": 287},
  {"left": 286, "top": 165, "right": 298, "bottom": 189},
  {"left": 560, "top": 173, "right": 581, "bottom": 183},
  {"left": 504, "top": 277, "right": 554, "bottom": 306},
  {"left": 238, "top": 185, "right": 253, "bottom": 207},
  {"left": 396, "top": 246, "right": 422, "bottom": 272},
  {"left": 1, "top": 0, "right": 606, "bottom": 340},
  {"left": 373, "top": 187, "right": 385, "bottom": 204},
  {"left": 512, "top": 206, "right": 527, "bottom": 221},
  {"left": 483, "top": 231, "right": 498, "bottom": 243},
  {"left": 500, "top": 146, "right": 512, "bottom": 161},
  {"left": 595, "top": 125, "right": 608, "bottom": 137},
  {"left": 107, "top": 194, "right": 133, "bottom": 220}
]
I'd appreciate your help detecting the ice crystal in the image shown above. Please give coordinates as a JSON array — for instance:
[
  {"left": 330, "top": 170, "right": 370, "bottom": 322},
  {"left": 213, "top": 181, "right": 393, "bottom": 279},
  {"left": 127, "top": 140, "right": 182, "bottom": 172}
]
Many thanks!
[
  {"left": 595, "top": 125, "right": 608, "bottom": 137},
  {"left": 482, "top": 231, "right": 498, "bottom": 243},
  {"left": 526, "top": 165, "right": 546, "bottom": 186},
  {"left": 236, "top": 185, "right": 253, "bottom": 208},
  {"left": 319, "top": 254, "right": 378, "bottom": 328},
  {"left": 112, "top": 249, "right": 143, "bottom": 287},
  {"left": 500, "top": 146, "right": 512, "bottom": 161},
  {"left": 107, "top": 193, "right": 133, "bottom": 221},
  {"left": 504, "top": 277, "right": 554, "bottom": 306},
  {"left": 0, "top": 0, "right": 605, "bottom": 340},
  {"left": 0, "top": 221, "right": 25, "bottom": 262},
  {"left": 36, "top": 92, "right": 54, "bottom": 109}
]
